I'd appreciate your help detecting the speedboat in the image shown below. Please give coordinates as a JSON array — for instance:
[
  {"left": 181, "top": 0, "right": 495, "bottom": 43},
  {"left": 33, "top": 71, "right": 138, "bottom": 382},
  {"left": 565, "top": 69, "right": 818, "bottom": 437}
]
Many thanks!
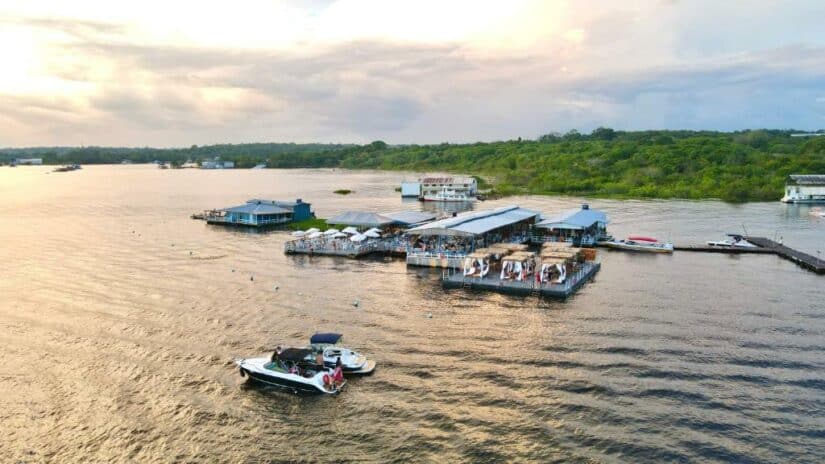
[
  {"left": 236, "top": 347, "right": 344, "bottom": 395},
  {"left": 308, "top": 333, "right": 376, "bottom": 375},
  {"left": 707, "top": 234, "right": 757, "bottom": 248},
  {"left": 605, "top": 235, "right": 674, "bottom": 253}
]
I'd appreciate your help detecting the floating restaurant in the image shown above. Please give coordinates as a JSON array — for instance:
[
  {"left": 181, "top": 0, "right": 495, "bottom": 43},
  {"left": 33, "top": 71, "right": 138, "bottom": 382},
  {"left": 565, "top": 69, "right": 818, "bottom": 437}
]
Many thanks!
[
  {"left": 405, "top": 205, "right": 540, "bottom": 268},
  {"left": 205, "top": 199, "right": 313, "bottom": 227},
  {"left": 532, "top": 204, "right": 609, "bottom": 246},
  {"left": 781, "top": 174, "right": 825, "bottom": 203}
]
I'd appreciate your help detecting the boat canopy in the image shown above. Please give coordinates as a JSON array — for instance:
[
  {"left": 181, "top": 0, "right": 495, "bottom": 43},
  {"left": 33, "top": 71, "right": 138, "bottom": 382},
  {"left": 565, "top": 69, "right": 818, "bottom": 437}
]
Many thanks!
[
  {"left": 310, "top": 333, "right": 342, "bottom": 345},
  {"left": 278, "top": 348, "right": 313, "bottom": 362}
]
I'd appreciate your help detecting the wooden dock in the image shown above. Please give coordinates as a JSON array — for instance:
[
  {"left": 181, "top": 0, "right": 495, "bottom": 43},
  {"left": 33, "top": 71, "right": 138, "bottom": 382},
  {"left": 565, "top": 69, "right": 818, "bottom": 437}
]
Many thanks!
[{"left": 744, "top": 237, "right": 825, "bottom": 274}]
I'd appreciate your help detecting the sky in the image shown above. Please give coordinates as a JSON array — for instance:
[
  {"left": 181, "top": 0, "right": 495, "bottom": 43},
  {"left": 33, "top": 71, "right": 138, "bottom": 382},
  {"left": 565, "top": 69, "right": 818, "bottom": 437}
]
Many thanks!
[{"left": 1, "top": 0, "right": 824, "bottom": 147}]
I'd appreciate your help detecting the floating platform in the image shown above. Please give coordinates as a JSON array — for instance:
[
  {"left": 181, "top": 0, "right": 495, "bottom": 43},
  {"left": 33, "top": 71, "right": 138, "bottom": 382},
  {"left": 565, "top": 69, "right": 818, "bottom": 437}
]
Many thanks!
[
  {"left": 442, "top": 262, "right": 600, "bottom": 298},
  {"left": 744, "top": 237, "right": 825, "bottom": 274}
]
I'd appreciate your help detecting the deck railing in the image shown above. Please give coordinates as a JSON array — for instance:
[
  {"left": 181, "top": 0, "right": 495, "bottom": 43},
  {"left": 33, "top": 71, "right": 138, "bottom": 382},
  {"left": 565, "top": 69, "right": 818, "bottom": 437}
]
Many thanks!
[{"left": 442, "top": 261, "right": 598, "bottom": 292}]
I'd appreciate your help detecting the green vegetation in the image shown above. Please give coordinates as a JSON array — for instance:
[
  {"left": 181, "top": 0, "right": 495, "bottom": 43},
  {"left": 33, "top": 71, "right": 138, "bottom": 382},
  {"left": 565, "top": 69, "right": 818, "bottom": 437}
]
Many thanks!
[
  {"left": 287, "top": 217, "right": 328, "bottom": 231},
  {"left": 3, "top": 129, "right": 824, "bottom": 202},
  {"left": 333, "top": 189, "right": 354, "bottom": 195}
]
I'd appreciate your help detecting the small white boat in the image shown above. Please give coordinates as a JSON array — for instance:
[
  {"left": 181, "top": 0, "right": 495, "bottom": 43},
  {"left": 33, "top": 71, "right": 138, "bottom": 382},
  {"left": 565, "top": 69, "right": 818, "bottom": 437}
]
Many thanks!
[
  {"left": 421, "top": 187, "right": 475, "bottom": 202},
  {"left": 707, "top": 234, "right": 757, "bottom": 248},
  {"left": 308, "top": 333, "right": 376, "bottom": 375},
  {"left": 605, "top": 235, "right": 674, "bottom": 253},
  {"left": 236, "top": 348, "right": 344, "bottom": 395}
]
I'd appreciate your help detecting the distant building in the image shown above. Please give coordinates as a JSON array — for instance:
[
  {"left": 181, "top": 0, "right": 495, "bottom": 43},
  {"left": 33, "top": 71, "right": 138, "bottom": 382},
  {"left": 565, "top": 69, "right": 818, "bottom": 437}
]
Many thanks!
[
  {"left": 200, "top": 157, "right": 234, "bottom": 169},
  {"left": 782, "top": 175, "right": 825, "bottom": 203},
  {"left": 206, "top": 199, "right": 313, "bottom": 227},
  {"left": 401, "top": 175, "right": 478, "bottom": 200},
  {"left": 14, "top": 158, "right": 43, "bottom": 165}
]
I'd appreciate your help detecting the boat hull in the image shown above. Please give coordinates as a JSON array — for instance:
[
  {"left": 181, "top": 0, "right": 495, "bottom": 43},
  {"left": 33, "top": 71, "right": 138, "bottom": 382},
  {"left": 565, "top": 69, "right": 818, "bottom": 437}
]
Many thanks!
[
  {"left": 605, "top": 242, "right": 673, "bottom": 253},
  {"left": 237, "top": 358, "right": 343, "bottom": 395}
]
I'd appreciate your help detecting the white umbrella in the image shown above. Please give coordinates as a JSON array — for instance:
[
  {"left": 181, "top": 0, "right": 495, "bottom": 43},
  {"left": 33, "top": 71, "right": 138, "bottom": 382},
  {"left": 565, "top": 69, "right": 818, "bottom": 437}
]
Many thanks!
[
  {"left": 332, "top": 232, "right": 347, "bottom": 238},
  {"left": 350, "top": 234, "right": 367, "bottom": 242},
  {"left": 342, "top": 226, "right": 359, "bottom": 235},
  {"left": 308, "top": 231, "right": 323, "bottom": 239},
  {"left": 365, "top": 227, "right": 382, "bottom": 234},
  {"left": 291, "top": 230, "right": 306, "bottom": 237},
  {"left": 364, "top": 230, "right": 380, "bottom": 238},
  {"left": 305, "top": 228, "right": 320, "bottom": 234},
  {"left": 324, "top": 228, "right": 340, "bottom": 235}
]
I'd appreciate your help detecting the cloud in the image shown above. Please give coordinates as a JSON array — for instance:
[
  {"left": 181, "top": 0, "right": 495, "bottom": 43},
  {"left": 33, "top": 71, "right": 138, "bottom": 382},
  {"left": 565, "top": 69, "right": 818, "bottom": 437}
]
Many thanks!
[{"left": 1, "top": 1, "right": 824, "bottom": 146}]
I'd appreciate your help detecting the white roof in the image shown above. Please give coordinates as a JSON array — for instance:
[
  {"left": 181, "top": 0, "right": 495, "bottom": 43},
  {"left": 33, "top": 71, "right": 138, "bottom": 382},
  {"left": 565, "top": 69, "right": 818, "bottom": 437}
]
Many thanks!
[{"left": 407, "top": 205, "right": 539, "bottom": 237}]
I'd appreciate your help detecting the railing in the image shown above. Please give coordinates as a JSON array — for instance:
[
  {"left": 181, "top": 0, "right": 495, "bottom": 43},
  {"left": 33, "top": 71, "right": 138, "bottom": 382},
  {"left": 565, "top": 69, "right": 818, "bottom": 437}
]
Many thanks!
[{"left": 442, "top": 262, "right": 598, "bottom": 292}]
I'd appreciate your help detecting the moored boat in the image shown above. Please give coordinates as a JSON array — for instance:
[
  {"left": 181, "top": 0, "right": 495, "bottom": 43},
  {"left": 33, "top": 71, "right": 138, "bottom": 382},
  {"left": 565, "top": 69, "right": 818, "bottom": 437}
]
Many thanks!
[
  {"left": 308, "top": 333, "right": 376, "bottom": 375},
  {"left": 236, "top": 347, "right": 344, "bottom": 394},
  {"left": 605, "top": 235, "right": 674, "bottom": 253},
  {"left": 707, "top": 234, "right": 757, "bottom": 248}
]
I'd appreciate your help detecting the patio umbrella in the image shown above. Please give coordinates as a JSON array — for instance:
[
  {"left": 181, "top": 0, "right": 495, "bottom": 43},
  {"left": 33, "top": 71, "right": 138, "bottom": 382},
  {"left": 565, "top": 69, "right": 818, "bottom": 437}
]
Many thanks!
[
  {"left": 365, "top": 227, "right": 382, "bottom": 234},
  {"left": 364, "top": 230, "right": 381, "bottom": 238},
  {"left": 332, "top": 232, "right": 347, "bottom": 238},
  {"left": 308, "top": 231, "right": 323, "bottom": 239},
  {"left": 291, "top": 230, "right": 306, "bottom": 237},
  {"left": 342, "top": 226, "right": 359, "bottom": 235},
  {"left": 350, "top": 234, "right": 367, "bottom": 242},
  {"left": 324, "top": 228, "right": 340, "bottom": 235},
  {"left": 305, "top": 228, "right": 320, "bottom": 234}
]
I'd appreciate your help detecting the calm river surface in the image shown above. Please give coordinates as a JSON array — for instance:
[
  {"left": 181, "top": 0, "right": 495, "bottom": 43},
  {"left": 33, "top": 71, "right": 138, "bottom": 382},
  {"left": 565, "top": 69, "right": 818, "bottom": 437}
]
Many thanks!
[{"left": 1, "top": 165, "right": 823, "bottom": 463}]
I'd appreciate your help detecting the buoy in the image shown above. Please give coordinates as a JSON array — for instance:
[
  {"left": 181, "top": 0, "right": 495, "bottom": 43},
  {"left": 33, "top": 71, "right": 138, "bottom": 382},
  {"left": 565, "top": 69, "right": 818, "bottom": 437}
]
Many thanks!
[{"left": 353, "top": 299, "right": 360, "bottom": 307}]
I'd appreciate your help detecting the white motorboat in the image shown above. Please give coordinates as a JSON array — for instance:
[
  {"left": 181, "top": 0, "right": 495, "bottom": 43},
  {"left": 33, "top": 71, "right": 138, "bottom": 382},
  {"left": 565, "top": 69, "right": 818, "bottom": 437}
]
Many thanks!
[
  {"left": 421, "top": 187, "right": 475, "bottom": 202},
  {"left": 707, "top": 234, "right": 758, "bottom": 248},
  {"left": 605, "top": 236, "right": 674, "bottom": 253},
  {"left": 236, "top": 347, "right": 344, "bottom": 395},
  {"left": 308, "top": 333, "right": 376, "bottom": 375}
]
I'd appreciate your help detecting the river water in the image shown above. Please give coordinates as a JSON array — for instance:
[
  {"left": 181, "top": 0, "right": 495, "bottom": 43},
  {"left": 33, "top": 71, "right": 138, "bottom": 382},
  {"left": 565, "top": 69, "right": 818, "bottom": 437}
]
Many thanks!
[{"left": 0, "top": 165, "right": 823, "bottom": 463}]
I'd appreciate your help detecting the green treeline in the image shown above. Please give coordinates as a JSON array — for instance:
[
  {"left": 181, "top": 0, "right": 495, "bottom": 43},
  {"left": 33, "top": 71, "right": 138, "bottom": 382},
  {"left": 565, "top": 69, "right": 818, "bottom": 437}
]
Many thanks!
[{"left": 3, "top": 130, "right": 825, "bottom": 202}]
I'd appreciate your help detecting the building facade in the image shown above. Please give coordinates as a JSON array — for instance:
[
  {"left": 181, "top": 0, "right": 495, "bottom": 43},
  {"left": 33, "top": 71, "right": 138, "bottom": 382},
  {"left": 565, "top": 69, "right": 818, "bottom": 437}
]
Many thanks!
[{"left": 782, "top": 175, "right": 825, "bottom": 203}]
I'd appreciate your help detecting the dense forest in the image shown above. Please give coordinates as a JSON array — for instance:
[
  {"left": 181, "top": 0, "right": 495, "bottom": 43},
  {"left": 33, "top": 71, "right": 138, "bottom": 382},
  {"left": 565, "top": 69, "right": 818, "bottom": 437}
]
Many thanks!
[{"left": 3, "top": 129, "right": 824, "bottom": 202}]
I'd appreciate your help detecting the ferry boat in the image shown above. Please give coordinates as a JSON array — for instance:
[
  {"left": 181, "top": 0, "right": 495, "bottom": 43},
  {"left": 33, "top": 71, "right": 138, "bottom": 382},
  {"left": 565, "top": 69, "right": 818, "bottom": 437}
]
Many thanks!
[
  {"left": 707, "top": 234, "right": 757, "bottom": 248},
  {"left": 307, "top": 333, "right": 376, "bottom": 375},
  {"left": 605, "top": 236, "right": 674, "bottom": 253},
  {"left": 236, "top": 348, "right": 344, "bottom": 395},
  {"left": 421, "top": 187, "right": 475, "bottom": 202}
]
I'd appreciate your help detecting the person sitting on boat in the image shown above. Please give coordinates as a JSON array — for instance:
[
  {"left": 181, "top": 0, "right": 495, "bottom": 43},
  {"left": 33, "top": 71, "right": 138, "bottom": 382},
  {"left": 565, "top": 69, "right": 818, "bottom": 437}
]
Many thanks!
[
  {"left": 332, "top": 357, "right": 344, "bottom": 386},
  {"left": 271, "top": 345, "right": 282, "bottom": 363}
]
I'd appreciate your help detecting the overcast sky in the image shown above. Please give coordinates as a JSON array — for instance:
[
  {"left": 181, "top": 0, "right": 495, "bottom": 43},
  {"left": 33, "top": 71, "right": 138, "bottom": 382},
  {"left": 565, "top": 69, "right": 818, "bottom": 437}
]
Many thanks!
[{"left": 1, "top": 0, "right": 824, "bottom": 147}]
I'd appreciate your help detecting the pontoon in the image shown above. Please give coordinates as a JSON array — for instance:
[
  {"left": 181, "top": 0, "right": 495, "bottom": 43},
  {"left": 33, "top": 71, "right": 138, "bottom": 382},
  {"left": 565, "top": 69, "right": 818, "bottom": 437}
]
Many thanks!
[{"left": 308, "top": 333, "right": 376, "bottom": 375}]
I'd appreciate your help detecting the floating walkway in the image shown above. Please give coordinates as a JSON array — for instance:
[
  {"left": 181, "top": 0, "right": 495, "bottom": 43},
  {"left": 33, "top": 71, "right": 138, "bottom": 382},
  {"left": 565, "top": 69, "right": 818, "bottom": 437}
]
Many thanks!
[
  {"left": 442, "top": 262, "right": 601, "bottom": 299},
  {"left": 744, "top": 237, "right": 825, "bottom": 274}
]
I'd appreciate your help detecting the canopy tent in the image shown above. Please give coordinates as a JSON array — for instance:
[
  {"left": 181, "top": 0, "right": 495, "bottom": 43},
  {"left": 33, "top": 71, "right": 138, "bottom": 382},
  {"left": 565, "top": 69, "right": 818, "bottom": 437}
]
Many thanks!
[
  {"left": 323, "top": 228, "right": 340, "bottom": 235},
  {"left": 365, "top": 227, "right": 382, "bottom": 234},
  {"left": 342, "top": 226, "right": 359, "bottom": 235},
  {"left": 539, "top": 256, "right": 568, "bottom": 284},
  {"left": 291, "top": 230, "right": 306, "bottom": 237},
  {"left": 364, "top": 230, "right": 381, "bottom": 238},
  {"left": 310, "top": 333, "right": 342, "bottom": 345},
  {"left": 500, "top": 251, "right": 536, "bottom": 281},
  {"left": 305, "top": 228, "right": 320, "bottom": 234},
  {"left": 541, "top": 241, "right": 572, "bottom": 249},
  {"left": 332, "top": 232, "right": 347, "bottom": 238},
  {"left": 277, "top": 348, "right": 313, "bottom": 362},
  {"left": 327, "top": 211, "right": 395, "bottom": 228},
  {"left": 350, "top": 234, "right": 367, "bottom": 242},
  {"left": 307, "top": 231, "right": 323, "bottom": 239},
  {"left": 463, "top": 250, "right": 493, "bottom": 277},
  {"left": 406, "top": 205, "right": 539, "bottom": 237}
]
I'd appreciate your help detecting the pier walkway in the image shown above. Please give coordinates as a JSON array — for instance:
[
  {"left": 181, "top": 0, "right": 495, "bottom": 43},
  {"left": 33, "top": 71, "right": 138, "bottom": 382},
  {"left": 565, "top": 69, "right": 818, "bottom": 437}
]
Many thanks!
[{"left": 744, "top": 237, "right": 825, "bottom": 274}]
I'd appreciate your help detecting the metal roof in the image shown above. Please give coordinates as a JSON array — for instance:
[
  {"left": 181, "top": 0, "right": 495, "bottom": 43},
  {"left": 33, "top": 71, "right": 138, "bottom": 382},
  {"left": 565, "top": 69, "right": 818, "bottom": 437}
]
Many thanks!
[
  {"left": 382, "top": 210, "right": 437, "bottom": 226},
  {"left": 327, "top": 211, "right": 395, "bottom": 227},
  {"left": 407, "top": 205, "right": 539, "bottom": 236},
  {"left": 536, "top": 207, "right": 608, "bottom": 230},
  {"left": 246, "top": 198, "right": 309, "bottom": 207},
  {"left": 788, "top": 175, "right": 825, "bottom": 185},
  {"left": 224, "top": 202, "right": 291, "bottom": 215}
]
